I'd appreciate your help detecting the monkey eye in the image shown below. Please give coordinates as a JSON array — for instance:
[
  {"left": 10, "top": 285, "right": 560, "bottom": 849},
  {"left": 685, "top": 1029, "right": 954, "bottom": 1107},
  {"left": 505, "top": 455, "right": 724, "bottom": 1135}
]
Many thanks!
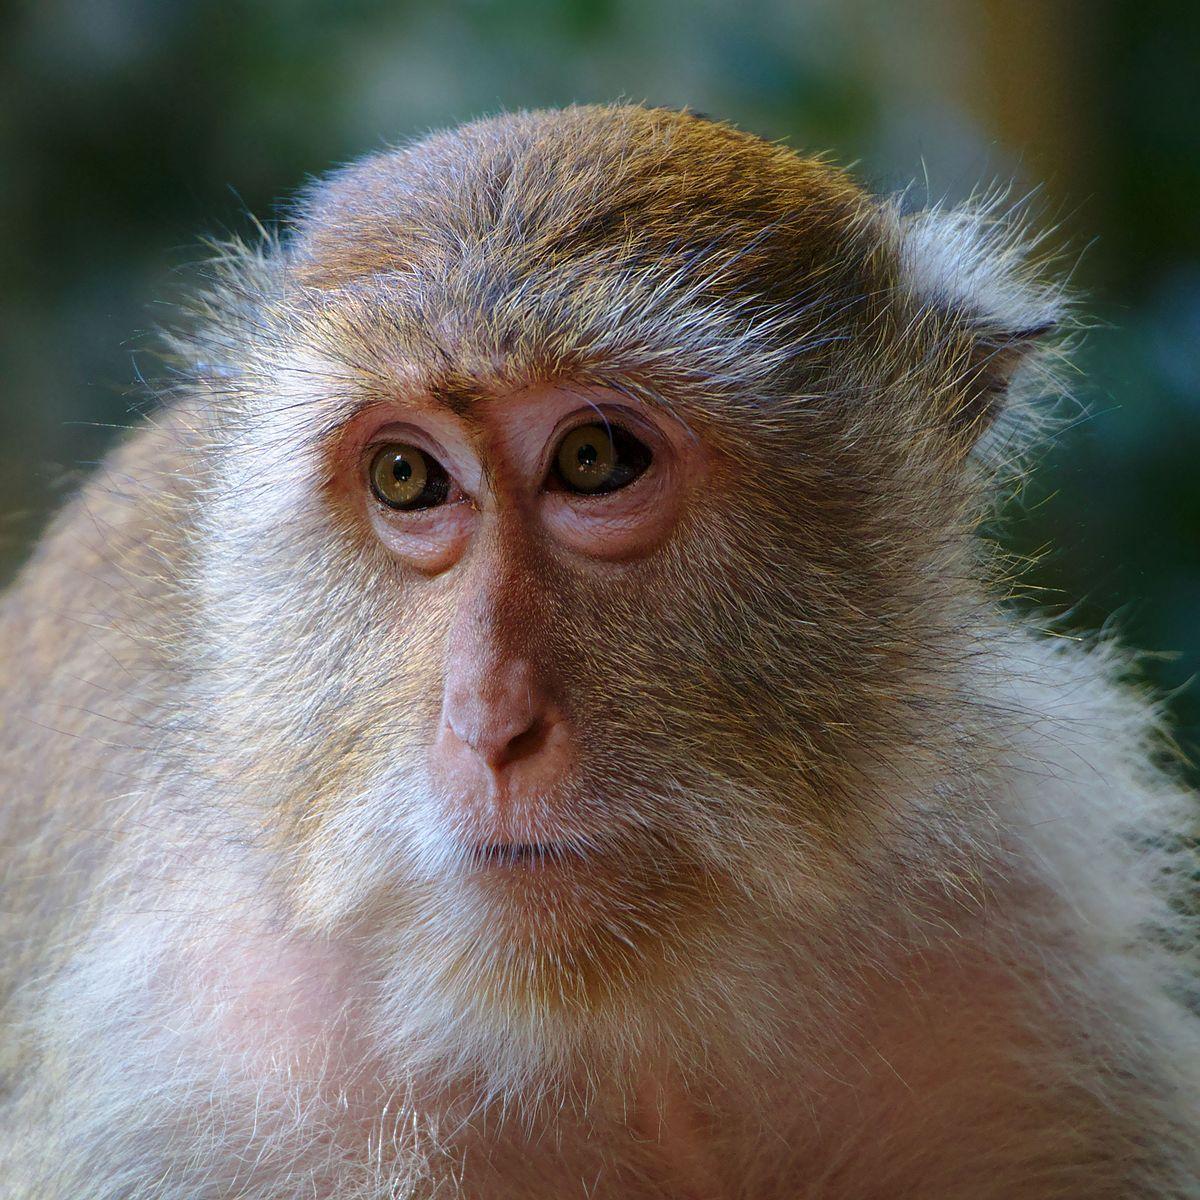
[
  {"left": 550, "top": 423, "right": 652, "bottom": 496},
  {"left": 368, "top": 442, "right": 452, "bottom": 511}
]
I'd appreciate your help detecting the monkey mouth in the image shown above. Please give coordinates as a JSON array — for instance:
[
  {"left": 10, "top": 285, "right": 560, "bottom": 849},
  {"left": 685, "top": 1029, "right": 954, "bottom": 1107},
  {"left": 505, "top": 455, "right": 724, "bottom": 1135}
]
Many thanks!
[{"left": 470, "top": 841, "right": 591, "bottom": 871}]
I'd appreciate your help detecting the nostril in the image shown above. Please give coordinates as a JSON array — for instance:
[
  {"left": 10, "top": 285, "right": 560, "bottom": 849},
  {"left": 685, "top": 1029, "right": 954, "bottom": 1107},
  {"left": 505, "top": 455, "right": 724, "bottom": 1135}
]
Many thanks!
[{"left": 498, "top": 717, "right": 550, "bottom": 768}]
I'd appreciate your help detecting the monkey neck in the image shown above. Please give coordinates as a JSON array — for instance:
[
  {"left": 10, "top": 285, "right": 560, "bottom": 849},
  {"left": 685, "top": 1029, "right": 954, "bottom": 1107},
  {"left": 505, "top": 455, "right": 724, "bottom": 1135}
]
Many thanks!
[{"left": 631, "top": 1062, "right": 728, "bottom": 1200}]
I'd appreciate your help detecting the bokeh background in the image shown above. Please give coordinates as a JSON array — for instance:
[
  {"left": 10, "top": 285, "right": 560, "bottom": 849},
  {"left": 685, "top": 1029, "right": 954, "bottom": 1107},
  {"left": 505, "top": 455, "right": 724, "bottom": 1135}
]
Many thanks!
[{"left": 2, "top": 0, "right": 1198, "bottom": 750}]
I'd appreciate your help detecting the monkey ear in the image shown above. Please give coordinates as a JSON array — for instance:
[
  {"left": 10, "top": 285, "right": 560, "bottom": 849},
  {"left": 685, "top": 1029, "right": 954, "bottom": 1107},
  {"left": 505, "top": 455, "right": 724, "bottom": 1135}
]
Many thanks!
[
  {"left": 892, "top": 199, "right": 1065, "bottom": 446},
  {"left": 951, "top": 319, "right": 1056, "bottom": 439}
]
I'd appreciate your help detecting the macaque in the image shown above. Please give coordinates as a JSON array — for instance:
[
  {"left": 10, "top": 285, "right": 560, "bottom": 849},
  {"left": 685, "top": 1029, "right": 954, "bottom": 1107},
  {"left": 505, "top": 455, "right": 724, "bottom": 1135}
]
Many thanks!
[{"left": 1, "top": 103, "right": 1198, "bottom": 1199}]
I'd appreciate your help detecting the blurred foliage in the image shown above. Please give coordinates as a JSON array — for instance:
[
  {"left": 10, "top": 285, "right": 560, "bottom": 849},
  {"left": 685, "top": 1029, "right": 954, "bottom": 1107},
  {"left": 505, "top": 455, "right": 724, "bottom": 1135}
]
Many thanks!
[{"left": 1, "top": 0, "right": 1198, "bottom": 754}]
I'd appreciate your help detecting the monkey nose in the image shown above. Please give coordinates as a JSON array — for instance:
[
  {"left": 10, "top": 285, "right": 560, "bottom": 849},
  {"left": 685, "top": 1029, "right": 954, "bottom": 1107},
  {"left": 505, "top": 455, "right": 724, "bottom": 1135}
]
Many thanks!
[
  {"left": 449, "top": 707, "right": 551, "bottom": 771},
  {"left": 441, "top": 659, "right": 560, "bottom": 772}
]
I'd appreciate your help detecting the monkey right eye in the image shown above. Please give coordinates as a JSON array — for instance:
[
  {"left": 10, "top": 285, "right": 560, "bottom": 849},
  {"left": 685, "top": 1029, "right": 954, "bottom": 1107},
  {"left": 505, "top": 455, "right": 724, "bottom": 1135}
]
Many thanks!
[{"left": 368, "top": 443, "right": 452, "bottom": 511}]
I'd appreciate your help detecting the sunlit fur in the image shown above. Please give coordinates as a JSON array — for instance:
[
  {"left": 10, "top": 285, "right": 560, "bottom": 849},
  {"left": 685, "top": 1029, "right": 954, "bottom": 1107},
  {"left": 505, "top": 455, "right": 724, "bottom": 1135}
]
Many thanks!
[{"left": 1, "top": 104, "right": 1197, "bottom": 1198}]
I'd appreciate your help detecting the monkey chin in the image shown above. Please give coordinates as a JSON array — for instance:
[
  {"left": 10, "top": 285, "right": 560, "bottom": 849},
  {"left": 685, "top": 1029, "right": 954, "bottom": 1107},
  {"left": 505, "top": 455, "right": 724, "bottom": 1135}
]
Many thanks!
[
  {"left": 370, "top": 873, "right": 744, "bottom": 1103},
  {"left": 365, "top": 830, "right": 732, "bottom": 1082},
  {"left": 392, "top": 792, "right": 725, "bottom": 1008},
  {"left": 459, "top": 837, "right": 718, "bottom": 1007}
]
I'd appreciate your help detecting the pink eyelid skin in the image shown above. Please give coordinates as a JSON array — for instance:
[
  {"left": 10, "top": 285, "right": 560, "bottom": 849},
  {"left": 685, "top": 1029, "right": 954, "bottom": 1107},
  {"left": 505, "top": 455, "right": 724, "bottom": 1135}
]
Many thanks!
[{"left": 338, "top": 384, "right": 700, "bottom": 574}]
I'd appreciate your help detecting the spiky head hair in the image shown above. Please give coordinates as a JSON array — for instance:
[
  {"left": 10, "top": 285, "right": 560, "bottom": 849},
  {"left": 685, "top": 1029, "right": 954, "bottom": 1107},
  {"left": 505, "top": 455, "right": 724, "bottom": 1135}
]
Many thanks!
[{"left": 264, "top": 105, "right": 1064, "bottom": 463}]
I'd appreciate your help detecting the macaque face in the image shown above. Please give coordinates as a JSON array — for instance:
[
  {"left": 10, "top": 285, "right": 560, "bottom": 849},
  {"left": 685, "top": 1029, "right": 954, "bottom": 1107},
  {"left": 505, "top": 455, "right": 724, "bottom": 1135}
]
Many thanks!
[
  {"left": 203, "top": 372, "right": 800, "bottom": 1024},
  {"left": 341, "top": 382, "right": 703, "bottom": 873},
  {"left": 200, "top": 322, "right": 946, "bottom": 1035},
  {"left": 195, "top": 109, "right": 971, "bottom": 1038},
  {"left": 275, "top": 377, "right": 754, "bottom": 1008}
]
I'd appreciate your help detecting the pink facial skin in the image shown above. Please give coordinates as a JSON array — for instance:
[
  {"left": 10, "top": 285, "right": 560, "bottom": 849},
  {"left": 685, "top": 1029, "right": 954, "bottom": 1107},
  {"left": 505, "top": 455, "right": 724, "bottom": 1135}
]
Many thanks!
[{"left": 336, "top": 383, "right": 705, "bottom": 859}]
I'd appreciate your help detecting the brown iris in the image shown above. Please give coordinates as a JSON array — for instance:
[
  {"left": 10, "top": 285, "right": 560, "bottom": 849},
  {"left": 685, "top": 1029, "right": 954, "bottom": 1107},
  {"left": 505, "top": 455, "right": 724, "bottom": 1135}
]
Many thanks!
[
  {"left": 552, "top": 423, "right": 651, "bottom": 495},
  {"left": 369, "top": 443, "right": 450, "bottom": 510}
]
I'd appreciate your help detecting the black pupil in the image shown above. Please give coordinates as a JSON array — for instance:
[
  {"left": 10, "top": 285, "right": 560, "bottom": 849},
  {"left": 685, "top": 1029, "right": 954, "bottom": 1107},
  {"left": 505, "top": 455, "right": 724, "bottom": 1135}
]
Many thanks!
[
  {"left": 577, "top": 442, "right": 599, "bottom": 467},
  {"left": 393, "top": 457, "right": 413, "bottom": 482}
]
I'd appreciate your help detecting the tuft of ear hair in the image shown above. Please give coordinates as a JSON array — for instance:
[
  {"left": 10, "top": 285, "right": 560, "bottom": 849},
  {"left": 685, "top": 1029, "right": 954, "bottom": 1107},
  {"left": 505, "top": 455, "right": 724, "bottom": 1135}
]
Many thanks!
[{"left": 887, "top": 192, "right": 1070, "bottom": 454}]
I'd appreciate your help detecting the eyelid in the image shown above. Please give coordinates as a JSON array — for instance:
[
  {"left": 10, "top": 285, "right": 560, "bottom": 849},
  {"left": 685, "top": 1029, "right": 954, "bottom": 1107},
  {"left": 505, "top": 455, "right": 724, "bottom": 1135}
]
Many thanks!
[
  {"left": 556, "top": 401, "right": 660, "bottom": 437},
  {"left": 360, "top": 422, "right": 454, "bottom": 466}
]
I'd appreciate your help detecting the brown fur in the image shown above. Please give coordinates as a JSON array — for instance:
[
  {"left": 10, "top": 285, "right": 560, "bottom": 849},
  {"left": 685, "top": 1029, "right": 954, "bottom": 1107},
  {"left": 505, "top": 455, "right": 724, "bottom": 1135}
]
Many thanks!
[{"left": 1, "top": 104, "right": 1197, "bottom": 1198}]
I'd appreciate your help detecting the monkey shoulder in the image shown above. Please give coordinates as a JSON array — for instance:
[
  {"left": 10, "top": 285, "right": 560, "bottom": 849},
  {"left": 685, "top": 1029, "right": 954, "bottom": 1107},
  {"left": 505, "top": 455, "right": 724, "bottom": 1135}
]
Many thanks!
[{"left": 0, "top": 405, "right": 203, "bottom": 997}]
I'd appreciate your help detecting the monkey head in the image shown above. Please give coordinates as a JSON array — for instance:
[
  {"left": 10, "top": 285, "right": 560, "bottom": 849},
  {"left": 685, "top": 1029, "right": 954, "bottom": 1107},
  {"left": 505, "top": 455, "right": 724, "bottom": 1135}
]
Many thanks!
[{"left": 178, "top": 104, "right": 1060, "bottom": 1082}]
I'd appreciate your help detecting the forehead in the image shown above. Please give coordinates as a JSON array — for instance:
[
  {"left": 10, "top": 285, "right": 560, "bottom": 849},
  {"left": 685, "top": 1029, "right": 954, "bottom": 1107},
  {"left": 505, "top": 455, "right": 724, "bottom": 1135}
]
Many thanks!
[
  {"left": 265, "top": 335, "right": 667, "bottom": 454},
  {"left": 267, "top": 106, "right": 887, "bottom": 438}
]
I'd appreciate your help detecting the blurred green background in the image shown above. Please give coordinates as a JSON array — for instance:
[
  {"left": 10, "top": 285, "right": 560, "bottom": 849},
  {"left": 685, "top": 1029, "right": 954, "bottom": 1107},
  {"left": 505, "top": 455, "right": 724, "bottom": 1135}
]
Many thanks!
[{"left": 1, "top": 0, "right": 1198, "bottom": 751}]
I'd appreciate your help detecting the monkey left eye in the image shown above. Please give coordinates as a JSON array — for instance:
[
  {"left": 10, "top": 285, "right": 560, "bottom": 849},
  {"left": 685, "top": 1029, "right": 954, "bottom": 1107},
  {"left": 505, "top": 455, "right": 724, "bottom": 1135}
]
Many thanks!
[
  {"left": 550, "top": 423, "right": 652, "bottom": 496},
  {"left": 368, "top": 442, "right": 452, "bottom": 511}
]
